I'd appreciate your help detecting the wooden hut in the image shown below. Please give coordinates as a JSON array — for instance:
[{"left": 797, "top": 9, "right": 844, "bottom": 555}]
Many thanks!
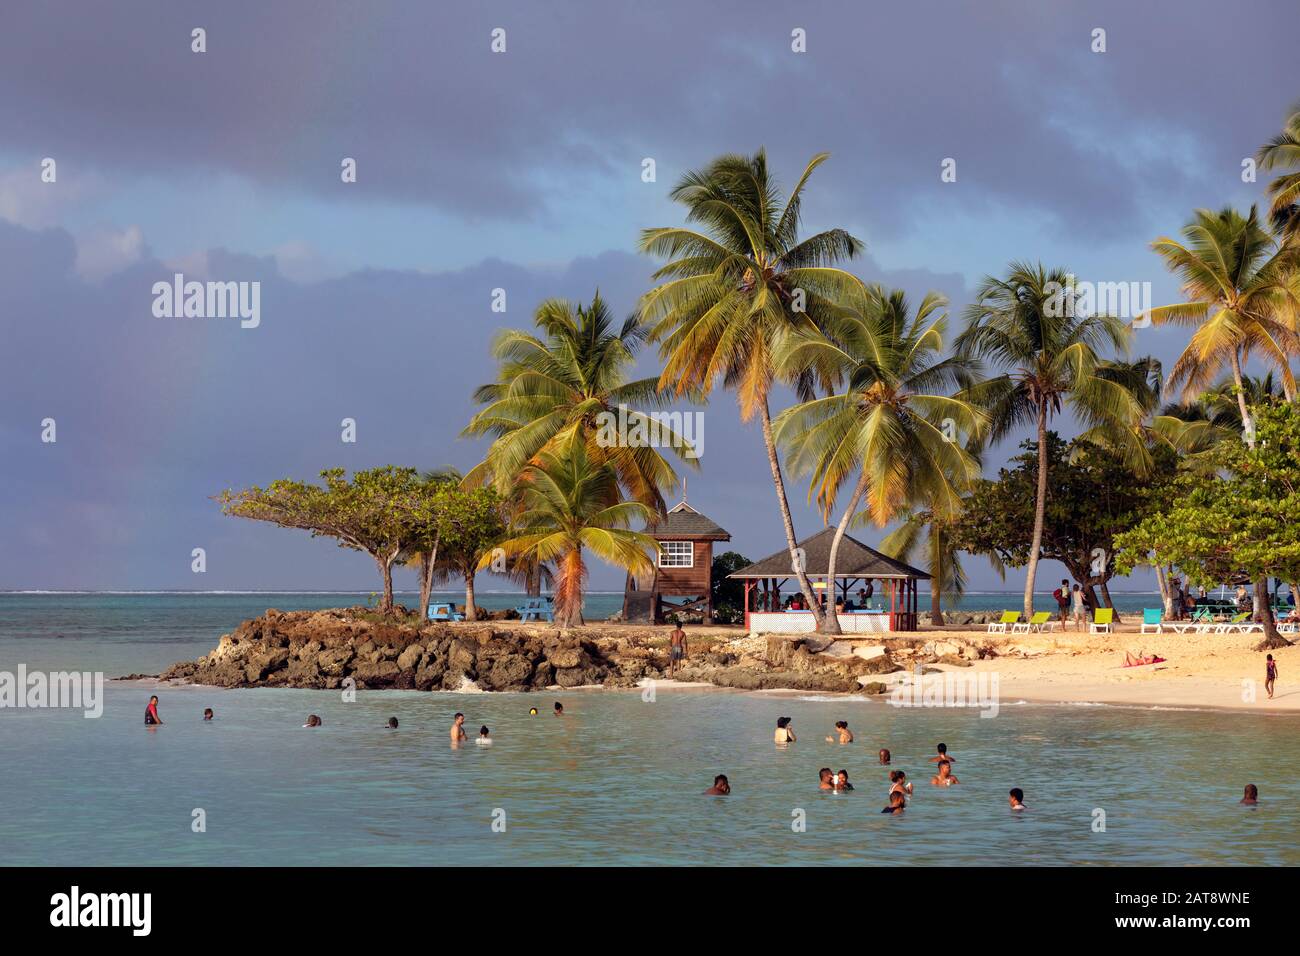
[{"left": 622, "top": 500, "right": 730, "bottom": 623}]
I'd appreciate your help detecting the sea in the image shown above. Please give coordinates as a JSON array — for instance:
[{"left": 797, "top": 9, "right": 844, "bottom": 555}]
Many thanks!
[{"left": 1, "top": 591, "right": 1293, "bottom": 866}]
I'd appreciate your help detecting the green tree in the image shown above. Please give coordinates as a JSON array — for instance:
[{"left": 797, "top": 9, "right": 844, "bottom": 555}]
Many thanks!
[
  {"left": 774, "top": 285, "right": 985, "bottom": 633},
  {"left": 639, "top": 149, "right": 866, "bottom": 627},
  {"left": 488, "top": 441, "right": 656, "bottom": 627},
  {"left": 435, "top": 486, "right": 507, "bottom": 622},
  {"left": 1115, "top": 401, "right": 1300, "bottom": 648},
  {"left": 955, "top": 262, "right": 1146, "bottom": 618},
  {"left": 216, "top": 466, "right": 426, "bottom": 615},
  {"left": 710, "top": 550, "right": 753, "bottom": 624}
]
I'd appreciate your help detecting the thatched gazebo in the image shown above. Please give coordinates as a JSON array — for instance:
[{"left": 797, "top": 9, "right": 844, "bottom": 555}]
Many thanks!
[{"left": 727, "top": 527, "right": 929, "bottom": 633}]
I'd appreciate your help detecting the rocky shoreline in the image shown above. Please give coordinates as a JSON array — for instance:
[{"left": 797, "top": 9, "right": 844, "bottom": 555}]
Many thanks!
[{"left": 146, "top": 607, "right": 1006, "bottom": 694}]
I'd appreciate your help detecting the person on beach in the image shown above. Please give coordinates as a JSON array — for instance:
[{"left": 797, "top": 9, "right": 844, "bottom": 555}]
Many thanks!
[
  {"left": 835, "top": 769, "right": 855, "bottom": 791},
  {"left": 203, "top": 708, "right": 213, "bottom": 721},
  {"left": 476, "top": 725, "right": 492, "bottom": 746},
  {"left": 1124, "top": 650, "right": 1165, "bottom": 667},
  {"left": 818, "top": 767, "right": 835, "bottom": 790},
  {"left": 705, "top": 774, "right": 730, "bottom": 795},
  {"left": 889, "top": 770, "right": 913, "bottom": 802},
  {"left": 144, "top": 695, "right": 163, "bottom": 726},
  {"left": 304, "top": 714, "right": 321, "bottom": 727},
  {"left": 1008, "top": 788, "right": 1027, "bottom": 810},
  {"left": 775, "top": 716, "right": 796, "bottom": 745},
  {"left": 931, "top": 761, "right": 960, "bottom": 787},
  {"left": 928, "top": 742, "right": 955, "bottom": 764},
  {"left": 878, "top": 748, "right": 891, "bottom": 765},
  {"left": 1053, "top": 579, "right": 1070, "bottom": 625},
  {"left": 554, "top": 702, "right": 564, "bottom": 717},
  {"left": 450, "top": 712, "right": 467, "bottom": 745},
  {"left": 667, "top": 622, "right": 688, "bottom": 677},
  {"left": 826, "top": 720, "right": 853, "bottom": 744},
  {"left": 881, "top": 791, "right": 905, "bottom": 815},
  {"left": 1070, "top": 584, "right": 1086, "bottom": 630},
  {"left": 1240, "top": 784, "right": 1258, "bottom": 805},
  {"left": 387, "top": 717, "right": 399, "bottom": 728},
  {"left": 1266, "top": 654, "right": 1278, "bottom": 699}
]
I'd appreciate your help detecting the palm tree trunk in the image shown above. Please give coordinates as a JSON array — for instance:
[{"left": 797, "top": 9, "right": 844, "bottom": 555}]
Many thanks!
[
  {"left": 1023, "top": 403, "right": 1049, "bottom": 620},
  {"left": 759, "top": 398, "right": 824, "bottom": 627},
  {"left": 819, "top": 471, "right": 870, "bottom": 635},
  {"left": 464, "top": 571, "right": 478, "bottom": 622},
  {"left": 930, "top": 524, "right": 945, "bottom": 626},
  {"left": 1230, "top": 348, "right": 1254, "bottom": 447}
]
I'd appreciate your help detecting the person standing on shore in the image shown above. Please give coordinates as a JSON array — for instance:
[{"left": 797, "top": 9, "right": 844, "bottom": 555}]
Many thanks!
[
  {"left": 668, "top": 622, "right": 688, "bottom": 677},
  {"left": 1266, "top": 654, "right": 1278, "bottom": 699},
  {"left": 1070, "top": 584, "right": 1086, "bottom": 631},
  {"left": 1053, "top": 580, "right": 1070, "bottom": 625}
]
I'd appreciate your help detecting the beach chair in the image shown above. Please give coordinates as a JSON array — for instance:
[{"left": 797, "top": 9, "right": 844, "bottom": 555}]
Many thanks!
[
  {"left": 1028, "top": 611, "right": 1058, "bottom": 633},
  {"left": 1140, "top": 608, "right": 1164, "bottom": 634},
  {"left": 428, "top": 602, "right": 465, "bottom": 622},
  {"left": 515, "top": 597, "right": 554, "bottom": 622},
  {"left": 1169, "top": 606, "right": 1215, "bottom": 634},
  {"left": 988, "top": 610, "right": 1019, "bottom": 633},
  {"left": 1089, "top": 607, "right": 1114, "bottom": 634},
  {"left": 1217, "top": 612, "right": 1262, "bottom": 634}
]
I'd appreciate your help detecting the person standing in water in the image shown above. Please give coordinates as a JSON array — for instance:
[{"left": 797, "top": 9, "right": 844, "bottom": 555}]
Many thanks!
[
  {"left": 450, "top": 712, "right": 467, "bottom": 746},
  {"left": 667, "top": 622, "right": 688, "bottom": 677},
  {"left": 878, "top": 748, "right": 891, "bottom": 765},
  {"left": 928, "top": 742, "right": 955, "bottom": 765},
  {"left": 774, "top": 716, "right": 796, "bottom": 744},
  {"left": 881, "top": 791, "right": 905, "bottom": 815},
  {"left": 144, "top": 695, "right": 163, "bottom": 726},
  {"left": 203, "top": 708, "right": 213, "bottom": 721},
  {"left": 704, "top": 774, "right": 730, "bottom": 795},
  {"left": 1008, "top": 788, "right": 1027, "bottom": 810},
  {"left": 931, "top": 762, "right": 960, "bottom": 787},
  {"left": 1265, "top": 654, "right": 1278, "bottom": 699},
  {"left": 476, "top": 725, "right": 492, "bottom": 746},
  {"left": 553, "top": 701, "right": 565, "bottom": 717},
  {"left": 826, "top": 720, "right": 853, "bottom": 744},
  {"left": 1240, "top": 784, "right": 1259, "bottom": 805}
]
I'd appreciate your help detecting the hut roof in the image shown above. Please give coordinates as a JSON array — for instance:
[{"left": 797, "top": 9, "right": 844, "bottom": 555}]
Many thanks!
[
  {"left": 727, "top": 527, "right": 930, "bottom": 580},
  {"left": 646, "top": 501, "right": 730, "bottom": 541}
]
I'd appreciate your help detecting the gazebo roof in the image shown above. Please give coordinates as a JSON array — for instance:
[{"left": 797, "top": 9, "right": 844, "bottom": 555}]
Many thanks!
[
  {"left": 727, "top": 527, "right": 930, "bottom": 580},
  {"left": 646, "top": 501, "right": 730, "bottom": 541}
]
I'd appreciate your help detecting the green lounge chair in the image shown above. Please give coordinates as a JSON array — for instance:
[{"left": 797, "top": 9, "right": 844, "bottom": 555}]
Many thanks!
[
  {"left": 1090, "top": 607, "right": 1114, "bottom": 634},
  {"left": 1024, "top": 610, "right": 1058, "bottom": 633},
  {"left": 988, "top": 610, "right": 1019, "bottom": 633}
]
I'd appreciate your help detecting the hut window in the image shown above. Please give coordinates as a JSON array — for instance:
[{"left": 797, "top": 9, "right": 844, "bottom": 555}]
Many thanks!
[{"left": 658, "top": 541, "right": 694, "bottom": 568}]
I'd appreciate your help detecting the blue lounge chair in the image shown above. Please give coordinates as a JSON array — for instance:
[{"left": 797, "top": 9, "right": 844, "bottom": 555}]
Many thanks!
[
  {"left": 515, "top": 597, "right": 554, "bottom": 622},
  {"left": 1140, "top": 608, "right": 1163, "bottom": 634},
  {"left": 428, "top": 602, "right": 465, "bottom": 622}
]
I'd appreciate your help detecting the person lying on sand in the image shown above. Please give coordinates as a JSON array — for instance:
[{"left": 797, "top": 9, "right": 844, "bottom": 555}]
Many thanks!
[
  {"left": 1123, "top": 650, "right": 1166, "bottom": 667},
  {"left": 931, "top": 761, "right": 960, "bottom": 787},
  {"left": 1008, "top": 788, "right": 1027, "bottom": 810},
  {"left": 826, "top": 720, "right": 853, "bottom": 744},
  {"left": 928, "top": 742, "right": 954, "bottom": 764},
  {"left": 881, "top": 791, "right": 905, "bottom": 815},
  {"left": 1240, "top": 784, "right": 1258, "bottom": 806},
  {"left": 704, "top": 774, "right": 730, "bottom": 795}
]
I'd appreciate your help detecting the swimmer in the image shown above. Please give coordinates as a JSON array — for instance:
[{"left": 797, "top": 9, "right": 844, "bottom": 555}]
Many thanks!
[
  {"left": 704, "top": 774, "right": 730, "bottom": 796},
  {"left": 835, "top": 769, "right": 855, "bottom": 791},
  {"left": 881, "top": 791, "right": 905, "bottom": 815},
  {"left": 774, "top": 716, "right": 796, "bottom": 744},
  {"left": 928, "top": 742, "right": 954, "bottom": 764},
  {"left": 889, "top": 770, "right": 913, "bottom": 801},
  {"left": 1008, "top": 788, "right": 1027, "bottom": 810},
  {"left": 818, "top": 767, "right": 835, "bottom": 791},
  {"left": 529, "top": 707, "right": 538, "bottom": 716},
  {"left": 450, "top": 712, "right": 467, "bottom": 745},
  {"left": 144, "top": 695, "right": 163, "bottom": 726},
  {"left": 878, "top": 748, "right": 891, "bottom": 765},
  {"left": 203, "top": 708, "right": 213, "bottom": 721},
  {"left": 554, "top": 701, "right": 564, "bottom": 717},
  {"left": 304, "top": 714, "right": 321, "bottom": 728},
  {"left": 476, "top": 725, "right": 492, "bottom": 746},
  {"left": 1240, "top": 784, "right": 1258, "bottom": 806},
  {"left": 825, "top": 720, "right": 853, "bottom": 744},
  {"left": 387, "top": 717, "right": 399, "bottom": 729},
  {"left": 1266, "top": 655, "right": 1278, "bottom": 699},
  {"left": 931, "top": 761, "right": 960, "bottom": 787}
]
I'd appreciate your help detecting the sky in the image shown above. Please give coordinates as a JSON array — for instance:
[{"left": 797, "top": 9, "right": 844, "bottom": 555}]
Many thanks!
[{"left": 1, "top": 0, "right": 1297, "bottom": 594}]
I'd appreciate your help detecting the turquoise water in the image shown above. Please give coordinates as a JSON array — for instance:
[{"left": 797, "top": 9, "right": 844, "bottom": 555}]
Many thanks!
[{"left": 1, "top": 593, "right": 1294, "bottom": 866}]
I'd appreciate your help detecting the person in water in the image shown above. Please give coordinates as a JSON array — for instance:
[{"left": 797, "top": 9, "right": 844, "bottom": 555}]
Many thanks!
[
  {"left": 818, "top": 767, "right": 835, "bottom": 791},
  {"left": 774, "top": 716, "right": 796, "bottom": 744},
  {"left": 826, "top": 720, "right": 853, "bottom": 744},
  {"left": 705, "top": 774, "right": 730, "bottom": 796},
  {"left": 881, "top": 791, "right": 905, "bottom": 815},
  {"left": 1008, "top": 788, "right": 1027, "bottom": 810},
  {"left": 929, "top": 742, "right": 954, "bottom": 764},
  {"left": 387, "top": 717, "right": 399, "bottom": 729},
  {"left": 144, "top": 695, "right": 163, "bottom": 725},
  {"left": 476, "top": 725, "right": 492, "bottom": 746},
  {"left": 1240, "top": 784, "right": 1259, "bottom": 805},
  {"left": 889, "top": 770, "right": 913, "bottom": 801},
  {"left": 1266, "top": 654, "right": 1278, "bottom": 699},
  {"left": 529, "top": 707, "right": 538, "bottom": 716},
  {"left": 203, "top": 708, "right": 213, "bottom": 721},
  {"left": 835, "top": 769, "right": 855, "bottom": 791},
  {"left": 878, "top": 748, "right": 891, "bottom": 765},
  {"left": 667, "top": 622, "right": 688, "bottom": 677},
  {"left": 304, "top": 714, "right": 321, "bottom": 728},
  {"left": 553, "top": 701, "right": 564, "bottom": 717},
  {"left": 931, "top": 761, "right": 960, "bottom": 787},
  {"left": 450, "top": 712, "right": 467, "bottom": 744}
]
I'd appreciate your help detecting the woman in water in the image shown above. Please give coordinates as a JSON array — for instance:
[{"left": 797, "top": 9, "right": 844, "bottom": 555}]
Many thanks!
[
  {"left": 387, "top": 717, "right": 399, "bottom": 728},
  {"left": 889, "top": 770, "right": 913, "bottom": 803},
  {"left": 1240, "top": 784, "right": 1258, "bottom": 805},
  {"left": 202, "top": 708, "right": 213, "bottom": 721},
  {"left": 826, "top": 720, "right": 853, "bottom": 744},
  {"left": 476, "top": 725, "right": 493, "bottom": 746},
  {"left": 881, "top": 791, "right": 905, "bottom": 815},
  {"left": 774, "top": 716, "right": 796, "bottom": 745},
  {"left": 144, "top": 695, "right": 163, "bottom": 726},
  {"left": 835, "top": 769, "right": 855, "bottom": 791}
]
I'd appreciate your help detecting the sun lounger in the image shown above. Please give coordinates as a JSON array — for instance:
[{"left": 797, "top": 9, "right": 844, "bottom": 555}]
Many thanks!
[
  {"left": 1215, "top": 612, "right": 1262, "bottom": 634},
  {"left": 988, "top": 610, "right": 1019, "bottom": 633},
  {"left": 1168, "top": 608, "right": 1215, "bottom": 634},
  {"left": 1090, "top": 607, "right": 1114, "bottom": 634},
  {"left": 1140, "top": 608, "right": 1164, "bottom": 634},
  {"left": 1027, "top": 611, "right": 1058, "bottom": 633}
]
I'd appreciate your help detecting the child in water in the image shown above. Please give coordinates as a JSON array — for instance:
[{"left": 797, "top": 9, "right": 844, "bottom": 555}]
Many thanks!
[{"left": 476, "top": 725, "right": 492, "bottom": 746}]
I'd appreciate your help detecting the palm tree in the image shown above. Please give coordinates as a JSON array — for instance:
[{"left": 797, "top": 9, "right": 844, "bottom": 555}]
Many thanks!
[
  {"left": 1153, "top": 372, "right": 1285, "bottom": 467},
  {"left": 955, "top": 262, "right": 1145, "bottom": 619},
  {"left": 880, "top": 511, "right": 1004, "bottom": 626},
  {"left": 1257, "top": 102, "right": 1300, "bottom": 240},
  {"left": 638, "top": 149, "right": 866, "bottom": 626},
  {"left": 774, "top": 286, "right": 986, "bottom": 634},
  {"left": 463, "top": 293, "right": 695, "bottom": 512},
  {"left": 1147, "top": 207, "right": 1300, "bottom": 440},
  {"left": 487, "top": 440, "right": 656, "bottom": 628}
]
